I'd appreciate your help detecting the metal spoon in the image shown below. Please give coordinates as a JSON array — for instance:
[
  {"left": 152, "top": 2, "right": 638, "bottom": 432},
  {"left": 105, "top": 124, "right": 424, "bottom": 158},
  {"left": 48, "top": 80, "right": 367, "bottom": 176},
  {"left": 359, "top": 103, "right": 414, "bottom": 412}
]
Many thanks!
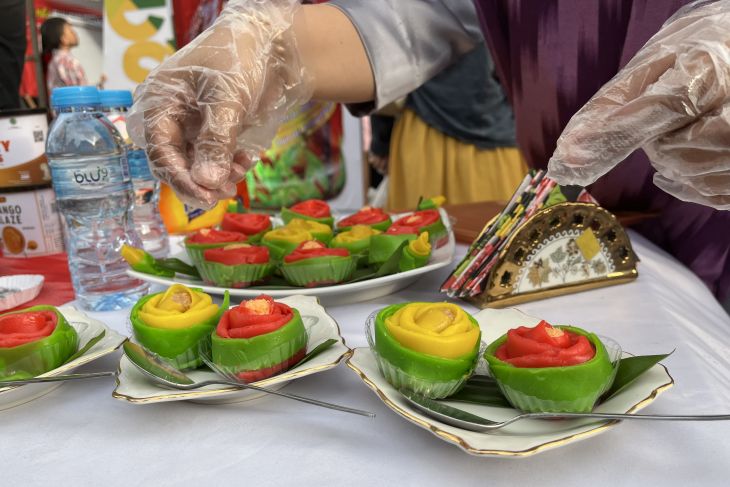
[
  {"left": 124, "top": 342, "right": 375, "bottom": 418},
  {"left": 401, "top": 390, "right": 730, "bottom": 432}
]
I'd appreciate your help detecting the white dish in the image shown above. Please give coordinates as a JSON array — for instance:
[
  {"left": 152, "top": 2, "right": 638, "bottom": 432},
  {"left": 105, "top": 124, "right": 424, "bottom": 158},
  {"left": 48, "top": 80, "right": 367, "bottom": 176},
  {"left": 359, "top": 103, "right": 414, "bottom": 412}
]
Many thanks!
[
  {"left": 112, "top": 295, "right": 351, "bottom": 404},
  {"left": 0, "top": 306, "right": 127, "bottom": 410},
  {"left": 0, "top": 274, "right": 44, "bottom": 312},
  {"left": 347, "top": 307, "right": 674, "bottom": 457},
  {"left": 127, "top": 209, "right": 455, "bottom": 306}
]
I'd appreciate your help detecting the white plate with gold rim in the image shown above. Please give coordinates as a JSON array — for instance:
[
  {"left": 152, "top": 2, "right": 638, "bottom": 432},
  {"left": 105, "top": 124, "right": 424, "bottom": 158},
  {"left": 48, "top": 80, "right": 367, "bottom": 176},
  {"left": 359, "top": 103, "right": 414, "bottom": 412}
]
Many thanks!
[
  {"left": 0, "top": 306, "right": 126, "bottom": 411},
  {"left": 126, "top": 209, "right": 455, "bottom": 306},
  {"left": 346, "top": 307, "right": 674, "bottom": 457},
  {"left": 112, "top": 295, "right": 351, "bottom": 405}
]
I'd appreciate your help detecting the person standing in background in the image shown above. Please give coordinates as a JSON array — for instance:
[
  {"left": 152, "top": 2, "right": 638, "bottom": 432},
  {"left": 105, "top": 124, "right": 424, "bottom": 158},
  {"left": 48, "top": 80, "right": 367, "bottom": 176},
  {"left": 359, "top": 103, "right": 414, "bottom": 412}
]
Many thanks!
[
  {"left": 368, "top": 41, "right": 524, "bottom": 210},
  {"left": 41, "top": 17, "right": 105, "bottom": 94},
  {"left": 0, "top": 0, "right": 26, "bottom": 110}
]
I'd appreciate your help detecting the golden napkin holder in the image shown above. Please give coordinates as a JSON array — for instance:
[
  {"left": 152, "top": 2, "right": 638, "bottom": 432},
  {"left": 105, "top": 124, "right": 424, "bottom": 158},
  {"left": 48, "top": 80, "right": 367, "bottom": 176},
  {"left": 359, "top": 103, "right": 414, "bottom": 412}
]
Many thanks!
[{"left": 466, "top": 202, "right": 639, "bottom": 309}]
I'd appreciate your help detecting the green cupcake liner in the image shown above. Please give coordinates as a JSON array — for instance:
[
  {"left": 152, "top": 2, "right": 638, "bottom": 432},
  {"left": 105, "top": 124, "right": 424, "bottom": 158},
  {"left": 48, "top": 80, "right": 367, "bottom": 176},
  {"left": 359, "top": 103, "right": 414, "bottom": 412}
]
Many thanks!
[
  {"left": 281, "top": 255, "right": 357, "bottom": 287},
  {"left": 261, "top": 238, "right": 300, "bottom": 262},
  {"left": 130, "top": 291, "right": 230, "bottom": 371},
  {"left": 280, "top": 207, "right": 334, "bottom": 227},
  {"left": 398, "top": 245, "right": 431, "bottom": 272},
  {"left": 197, "top": 260, "right": 275, "bottom": 288},
  {"left": 351, "top": 251, "right": 370, "bottom": 268},
  {"left": 0, "top": 306, "right": 78, "bottom": 381},
  {"left": 367, "top": 305, "right": 480, "bottom": 399},
  {"left": 184, "top": 241, "right": 230, "bottom": 269},
  {"left": 373, "top": 350, "right": 473, "bottom": 399},
  {"left": 211, "top": 310, "right": 307, "bottom": 375},
  {"left": 368, "top": 234, "right": 417, "bottom": 266},
  {"left": 484, "top": 327, "right": 619, "bottom": 413}
]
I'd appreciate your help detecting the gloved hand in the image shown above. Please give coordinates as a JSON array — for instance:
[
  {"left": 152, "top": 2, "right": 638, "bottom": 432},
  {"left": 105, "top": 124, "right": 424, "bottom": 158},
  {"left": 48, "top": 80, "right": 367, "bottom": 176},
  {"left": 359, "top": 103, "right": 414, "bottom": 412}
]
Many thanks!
[
  {"left": 547, "top": 1, "right": 730, "bottom": 210},
  {"left": 127, "top": 0, "right": 312, "bottom": 209}
]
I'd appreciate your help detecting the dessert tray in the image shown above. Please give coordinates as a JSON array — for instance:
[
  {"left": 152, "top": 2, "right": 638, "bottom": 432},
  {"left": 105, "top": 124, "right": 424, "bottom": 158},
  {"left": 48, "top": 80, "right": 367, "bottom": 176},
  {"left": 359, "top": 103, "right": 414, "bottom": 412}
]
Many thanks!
[
  {"left": 0, "top": 306, "right": 126, "bottom": 410},
  {"left": 346, "top": 307, "right": 674, "bottom": 457},
  {"left": 112, "top": 295, "right": 351, "bottom": 404},
  {"left": 127, "top": 209, "right": 455, "bottom": 306}
]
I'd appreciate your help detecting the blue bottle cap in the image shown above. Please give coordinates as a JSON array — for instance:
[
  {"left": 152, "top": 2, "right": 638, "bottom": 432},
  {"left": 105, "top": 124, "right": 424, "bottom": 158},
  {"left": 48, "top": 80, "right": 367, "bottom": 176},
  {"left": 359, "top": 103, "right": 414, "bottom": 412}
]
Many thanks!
[
  {"left": 100, "top": 90, "right": 134, "bottom": 108},
  {"left": 50, "top": 86, "right": 101, "bottom": 108}
]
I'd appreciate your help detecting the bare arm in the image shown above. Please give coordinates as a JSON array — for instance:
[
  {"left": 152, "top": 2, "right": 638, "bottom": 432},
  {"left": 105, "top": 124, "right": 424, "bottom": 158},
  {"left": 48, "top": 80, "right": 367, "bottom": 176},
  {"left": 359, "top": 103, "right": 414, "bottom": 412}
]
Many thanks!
[
  {"left": 294, "top": 5, "right": 375, "bottom": 103},
  {"left": 296, "top": 0, "right": 481, "bottom": 112}
]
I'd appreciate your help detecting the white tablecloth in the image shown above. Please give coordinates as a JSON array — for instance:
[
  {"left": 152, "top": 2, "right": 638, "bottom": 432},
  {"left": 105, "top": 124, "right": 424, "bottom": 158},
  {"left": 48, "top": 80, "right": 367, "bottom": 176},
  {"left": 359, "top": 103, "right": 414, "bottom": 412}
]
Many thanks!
[{"left": 5, "top": 230, "right": 730, "bottom": 486}]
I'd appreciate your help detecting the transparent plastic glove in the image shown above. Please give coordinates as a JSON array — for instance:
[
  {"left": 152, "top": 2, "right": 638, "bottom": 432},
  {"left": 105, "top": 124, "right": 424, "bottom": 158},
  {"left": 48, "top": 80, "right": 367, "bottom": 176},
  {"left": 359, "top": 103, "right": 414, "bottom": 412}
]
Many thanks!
[
  {"left": 547, "top": 1, "right": 730, "bottom": 210},
  {"left": 128, "top": 0, "right": 312, "bottom": 209}
]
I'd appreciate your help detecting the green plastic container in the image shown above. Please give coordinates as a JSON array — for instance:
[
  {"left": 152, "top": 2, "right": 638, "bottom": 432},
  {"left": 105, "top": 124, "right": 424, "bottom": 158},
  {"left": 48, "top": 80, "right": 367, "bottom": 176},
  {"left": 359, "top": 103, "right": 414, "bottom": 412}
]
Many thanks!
[
  {"left": 212, "top": 309, "right": 307, "bottom": 379},
  {"left": 0, "top": 306, "right": 78, "bottom": 381},
  {"left": 130, "top": 291, "right": 230, "bottom": 370},
  {"left": 368, "top": 303, "right": 481, "bottom": 399},
  {"left": 197, "top": 260, "right": 275, "bottom": 288},
  {"left": 484, "top": 327, "right": 619, "bottom": 413},
  {"left": 281, "top": 255, "right": 356, "bottom": 287}
]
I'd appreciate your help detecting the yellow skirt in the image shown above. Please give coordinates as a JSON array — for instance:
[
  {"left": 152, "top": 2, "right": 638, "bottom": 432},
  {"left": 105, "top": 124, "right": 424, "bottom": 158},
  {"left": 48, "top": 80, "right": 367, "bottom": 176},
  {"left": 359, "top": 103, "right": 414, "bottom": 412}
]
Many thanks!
[{"left": 386, "top": 108, "right": 527, "bottom": 211}]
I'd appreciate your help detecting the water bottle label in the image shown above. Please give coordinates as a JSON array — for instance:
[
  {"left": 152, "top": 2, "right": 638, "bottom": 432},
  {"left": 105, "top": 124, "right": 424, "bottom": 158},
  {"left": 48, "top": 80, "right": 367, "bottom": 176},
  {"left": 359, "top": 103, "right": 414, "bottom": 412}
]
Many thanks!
[
  {"left": 73, "top": 163, "right": 112, "bottom": 185},
  {"left": 51, "top": 155, "right": 131, "bottom": 199}
]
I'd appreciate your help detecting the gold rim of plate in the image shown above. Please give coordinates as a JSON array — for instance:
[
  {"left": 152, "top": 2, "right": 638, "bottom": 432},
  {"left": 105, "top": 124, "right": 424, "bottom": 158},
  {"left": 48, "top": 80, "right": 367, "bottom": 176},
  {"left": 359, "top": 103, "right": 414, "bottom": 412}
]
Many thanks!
[
  {"left": 112, "top": 296, "right": 353, "bottom": 404},
  {"left": 346, "top": 349, "right": 674, "bottom": 457}
]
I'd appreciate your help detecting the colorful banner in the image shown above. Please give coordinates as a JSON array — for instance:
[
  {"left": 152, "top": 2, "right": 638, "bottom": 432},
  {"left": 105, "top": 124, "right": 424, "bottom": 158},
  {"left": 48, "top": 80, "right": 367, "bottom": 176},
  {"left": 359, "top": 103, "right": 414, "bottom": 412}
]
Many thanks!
[{"left": 102, "top": 0, "right": 175, "bottom": 90}]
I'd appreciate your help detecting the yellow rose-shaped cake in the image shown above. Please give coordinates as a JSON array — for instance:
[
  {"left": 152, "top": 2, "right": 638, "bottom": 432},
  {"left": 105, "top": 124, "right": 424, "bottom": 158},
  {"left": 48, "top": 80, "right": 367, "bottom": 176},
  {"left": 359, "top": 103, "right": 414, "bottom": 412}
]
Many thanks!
[
  {"left": 261, "top": 227, "right": 313, "bottom": 261},
  {"left": 370, "top": 302, "right": 481, "bottom": 398},
  {"left": 285, "top": 218, "right": 333, "bottom": 245},
  {"left": 130, "top": 284, "right": 229, "bottom": 370},
  {"left": 330, "top": 224, "right": 381, "bottom": 266}
]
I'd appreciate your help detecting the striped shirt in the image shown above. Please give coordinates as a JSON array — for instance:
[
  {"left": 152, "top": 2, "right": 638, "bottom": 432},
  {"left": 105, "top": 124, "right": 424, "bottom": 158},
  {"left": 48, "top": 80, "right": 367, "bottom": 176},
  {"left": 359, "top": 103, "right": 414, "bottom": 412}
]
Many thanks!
[{"left": 46, "top": 49, "right": 88, "bottom": 92}]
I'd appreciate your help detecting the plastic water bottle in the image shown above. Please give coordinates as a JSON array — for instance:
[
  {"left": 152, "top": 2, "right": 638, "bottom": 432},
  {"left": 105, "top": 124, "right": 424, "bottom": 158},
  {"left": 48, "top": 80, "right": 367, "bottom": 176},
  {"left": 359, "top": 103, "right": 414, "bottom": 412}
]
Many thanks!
[
  {"left": 100, "top": 90, "right": 169, "bottom": 258},
  {"left": 46, "top": 86, "right": 148, "bottom": 311}
]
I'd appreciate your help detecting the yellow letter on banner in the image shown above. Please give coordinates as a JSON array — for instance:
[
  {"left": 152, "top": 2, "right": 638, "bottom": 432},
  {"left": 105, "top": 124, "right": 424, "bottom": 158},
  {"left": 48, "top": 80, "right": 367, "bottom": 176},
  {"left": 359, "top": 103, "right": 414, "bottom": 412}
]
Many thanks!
[
  {"left": 123, "top": 41, "right": 175, "bottom": 83},
  {"left": 107, "top": 0, "right": 167, "bottom": 41}
]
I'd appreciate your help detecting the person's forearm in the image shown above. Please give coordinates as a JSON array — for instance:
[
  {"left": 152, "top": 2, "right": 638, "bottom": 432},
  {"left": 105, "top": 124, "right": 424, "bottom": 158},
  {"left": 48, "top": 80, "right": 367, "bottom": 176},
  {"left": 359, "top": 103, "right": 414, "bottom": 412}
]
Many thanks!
[
  {"left": 294, "top": 0, "right": 481, "bottom": 112},
  {"left": 294, "top": 5, "right": 375, "bottom": 103}
]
